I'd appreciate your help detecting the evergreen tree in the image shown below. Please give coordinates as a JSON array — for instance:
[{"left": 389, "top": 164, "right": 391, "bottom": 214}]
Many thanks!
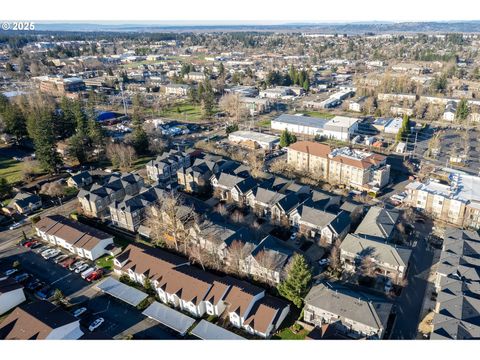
[
  {"left": 279, "top": 129, "right": 297, "bottom": 148},
  {"left": 277, "top": 254, "right": 312, "bottom": 308},
  {"left": 0, "top": 177, "right": 12, "bottom": 199},
  {"left": 2, "top": 103, "right": 27, "bottom": 141},
  {"left": 57, "top": 97, "right": 77, "bottom": 139},
  {"left": 30, "top": 108, "right": 62, "bottom": 173},
  {"left": 130, "top": 112, "right": 149, "bottom": 155},
  {"left": 201, "top": 81, "right": 215, "bottom": 118},
  {"left": 456, "top": 98, "right": 469, "bottom": 121}
]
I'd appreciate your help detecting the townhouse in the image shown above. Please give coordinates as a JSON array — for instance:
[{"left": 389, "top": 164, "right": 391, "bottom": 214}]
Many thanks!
[
  {"left": 304, "top": 282, "right": 392, "bottom": 339},
  {"left": 340, "top": 234, "right": 411, "bottom": 282},
  {"left": 109, "top": 186, "right": 165, "bottom": 232},
  {"left": 210, "top": 164, "right": 253, "bottom": 203},
  {"left": 67, "top": 171, "right": 93, "bottom": 189},
  {"left": 404, "top": 173, "right": 480, "bottom": 229},
  {"left": 0, "top": 301, "right": 84, "bottom": 340},
  {"left": 431, "top": 229, "right": 480, "bottom": 339},
  {"left": 35, "top": 215, "right": 114, "bottom": 261},
  {"left": 113, "top": 243, "right": 289, "bottom": 338},
  {"left": 78, "top": 173, "right": 144, "bottom": 218},
  {"left": 146, "top": 149, "right": 192, "bottom": 183}
]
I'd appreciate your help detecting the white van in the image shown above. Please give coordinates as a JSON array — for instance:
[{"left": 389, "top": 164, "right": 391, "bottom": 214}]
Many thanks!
[{"left": 81, "top": 267, "right": 95, "bottom": 279}]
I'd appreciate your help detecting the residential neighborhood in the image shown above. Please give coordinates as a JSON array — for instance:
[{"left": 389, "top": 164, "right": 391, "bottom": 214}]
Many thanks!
[{"left": 1, "top": 4, "right": 480, "bottom": 353}]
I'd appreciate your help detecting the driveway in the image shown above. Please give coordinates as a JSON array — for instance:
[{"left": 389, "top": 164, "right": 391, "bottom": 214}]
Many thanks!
[{"left": 389, "top": 227, "right": 435, "bottom": 339}]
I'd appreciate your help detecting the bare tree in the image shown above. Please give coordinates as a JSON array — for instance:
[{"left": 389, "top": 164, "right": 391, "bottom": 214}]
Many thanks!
[
  {"left": 254, "top": 249, "right": 283, "bottom": 285},
  {"left": 219, "top": 93, "right": 248, "bottom": 124},
  {"left": 106, "top": 143, "right": 137, "bottom": 171},
  {"left": 328, "top": 239, "right": 342, "bottom": 275},
  {"left": 144, "top": 192, "right": 195, "bottom": 252},
  {"left": 360, "top": 255, "right": 377, "bottom": 278},
  {"left": 227, "top": 240, "right": 254, "bottom": 276},
  {"left": 40, "top": 181, "right": 66, "bottom": 207}
]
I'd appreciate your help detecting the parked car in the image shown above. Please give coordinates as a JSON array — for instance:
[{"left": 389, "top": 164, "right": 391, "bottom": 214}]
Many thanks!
[
  {"left": 53, "top": 254, "right": 69, "bottom": 264},
  {"left": 72, "top": 307, "right": 87, "bottom": 318},
  {"left": 81, "top": 267, "right": 95, "bottom": 279},
  {"left": 9, "top": 220, "right": 27, "bottom": 230},
  {"left": 34, "top": 245, "right": 49, "bottom": 253},
  {"left": 24, "top": 241, "right": 37, "bottom": 248},
  {"left": 384, "top": 279, "right": 393, "bottom": 293},
  {"left": 89, "top": 317, "right": 105, "bottom": 332},
  {"left": 41, "top": 248, "right": 54, "bottom": 257},
  {"left": 26, "top": 279, "right": 43, "bottom": 291},
  {"left": 44, "top": 249, "right": 61, "bottom": 260},
  {"left": 69, "top": 261, "right": 85, "bottom": 271},
  {"left": 4, "top": 268, "right": 18, "bottom": 276},
  {"left": 75, "top": 263, "right": 89, "bottom": 274},
  {"left": 43, "top": 249, "right": 60, "bottom": 259},
  {"left": 35, "top": 286, "right": 54, "bottom": 300},
  {"left": 318, "top": 258, "right": 330, "bottom": 267},
  {"left": 61, "top": 257, "right": 77, "bottom": 268},
  {"left": 86, "top": 269, "right": 104, "bottom": 282},
  {"left": 289, "top": 232, "right": 298, "bottom": 241},
  {"left": 30, "top": 242, "right": 43, "bottom": 250},
  {"left": 13, "top": 273, "right": 31, "bottom": 283}
]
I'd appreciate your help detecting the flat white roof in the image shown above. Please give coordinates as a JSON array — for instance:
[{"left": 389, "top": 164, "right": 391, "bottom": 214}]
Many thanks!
[
  {"left": 96, "top": 277, "right": 148, "bottom": 307},
  {"left": 229, "top": 130, "right": 279, "bottom": 144},
  {"left": 142, "top": 301, "right": 195, "bottom": 336},
  {"left": 191, "top": 320, "right": 245, "bottom": 340}
]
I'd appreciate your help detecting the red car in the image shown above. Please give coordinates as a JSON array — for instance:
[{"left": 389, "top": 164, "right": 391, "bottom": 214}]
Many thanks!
[
  {"left": 60, "top": 257, "right": 76, "bottom": 268},
  {"left": 24, "top": 241, "right": 38, "bottom": 248},
  {"left": 86, "top": 269, "right": 103, "bottom": 282}
]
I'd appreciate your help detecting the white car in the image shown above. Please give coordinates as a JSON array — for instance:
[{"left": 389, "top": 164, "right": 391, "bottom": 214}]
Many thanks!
[
  {"left": 289, "top": 232, "right": 298, "bottom": 241},
  {"left": 89, "top": 317, "right": 105, "bottom": 332},
  {"left": 73, "top": 307, "right": 87, "bottom": 318},
  {"left": 318, "top": 258, "right": 330, "bottom": 267},
  {"left": 45, "top": 249, "right": 61, "bottom": 259},
  {"left": 75, "top": 263, "right": 89, "bottom": 274},
  {"left": 53, "top": 254, "right": 69, "bottom": 264},
  {"left": 9, "top": 220, "right": 27, "bottom": 230},
  {"left": 41, "top": 248, "right": 55, "bottom": 257}
]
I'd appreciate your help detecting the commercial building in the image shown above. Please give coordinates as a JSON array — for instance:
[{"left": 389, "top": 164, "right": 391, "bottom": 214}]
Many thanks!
[
  {"left": 271, "top": 114, "right": 329, "bottom": 136},
  {"left": 323, "top": 116, "right": 359, "bottom": 141},
  {"left": 228, "top": 130, "right": 279, "bottom": 150}
]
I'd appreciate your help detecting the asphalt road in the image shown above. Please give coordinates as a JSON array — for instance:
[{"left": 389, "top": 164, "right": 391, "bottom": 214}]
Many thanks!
[{"left": 390, "top": 224, "right": 435, "bottom": 339}]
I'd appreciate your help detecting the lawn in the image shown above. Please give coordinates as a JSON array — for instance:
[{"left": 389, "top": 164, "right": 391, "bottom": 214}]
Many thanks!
[
  {"left": 273, "top": 327, "right": 309, "bottom": 340},
  {"left": 302, "top": 110, "right": 335, "bottom": 119},
  {"left": 159, "top": 103, "right": 205, "bottom": 122},
  {"left": 0, "top": 155, "right": 23, "bottom": 184},
  {"left": 257, "top": 119, "right": 272, "bottom": 127},
  {"left": 133, "top": 155, "right": 156, "bottom": 170},
  {"left": 95, "top": 255, "right": 114, "bottom": 271}
]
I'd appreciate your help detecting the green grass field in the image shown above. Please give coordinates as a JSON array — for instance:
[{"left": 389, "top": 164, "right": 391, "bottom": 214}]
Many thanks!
[
  {"left": 95, "top": 255, "right": 114, "bottom": 271},
  {"left": 159, "top": 103, "right": 205, "bottom": 122},
  {"left": 273, "top": 327, "right": 309, "bottom": 340},
  {"left": 302, "top": 111, "right": 335, "bottom": 119},
  {"left": 0, "top": 156, "right": 23, "bottom": 184}
]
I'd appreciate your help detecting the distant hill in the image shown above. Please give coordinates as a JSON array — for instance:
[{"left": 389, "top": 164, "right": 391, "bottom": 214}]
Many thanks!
[{"left": 32, "top": 21, "right": 480, "bottom": 34}]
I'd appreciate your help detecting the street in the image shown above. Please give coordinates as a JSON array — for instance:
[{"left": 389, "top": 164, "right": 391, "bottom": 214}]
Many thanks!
[{"left": 390, "top": 222, "right": 435, "bottom": 339}]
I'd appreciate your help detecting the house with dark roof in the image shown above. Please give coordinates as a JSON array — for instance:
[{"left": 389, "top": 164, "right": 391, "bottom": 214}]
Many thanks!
[
  {"left": 5, "top": 191, "right": 42, "bottom": 215},
  {"left": 67, "top": 171, "right": 93, "bottom": 189},
  {"left": 210, "top": 164, "right": 252, "bottom": 202},
  {"left": 304, "top": 282, "right": 393, "bottom": 339},
  {"left": 0, "top": 278, "right": 26, "bottom": 315},
  {"left": 77, "top": 173, "right": 144, "bottom": 218},
  {"left": 340, "top": 233, "right": 412, "bottom": 282},
  {"left": 109, "top": 186, "right": 165, "bottom": 231},
  {"left": 146, "top": 149, "right": 192, "bottom": 183},
  {"left": 431, "top": 228, "right": 480, "bottom": 340},
  {"left": 35, "top": 215, "right": 114, "bottom": 260},
  {"left": 0, "top": 301, "right": 83, "bottom": 340},
  {"left": 245, "top": 235, "right": 295, "bottom": 285},
  {"left": 354, "top": 206, "right": 400, "bottom": 242}
]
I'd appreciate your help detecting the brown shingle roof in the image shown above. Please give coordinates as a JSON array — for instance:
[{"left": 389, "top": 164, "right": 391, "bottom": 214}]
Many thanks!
[
  {"left": 0, "top": 301, "right": 78, "bottom": 340},
  {"left": 223, "top": 277, "right": 265, "bottom": 318},
  {"left": 288, "top": 141, "right": 331, "bottom": 159},
  {"left": 35, "top": 215, "right": 112, "bottom": 251},
  {"left": 116, "top": 243, "right": 187, "bottom": 282},
  {"left": 243, "top": 295, "right": 289, "bottom": 334}
]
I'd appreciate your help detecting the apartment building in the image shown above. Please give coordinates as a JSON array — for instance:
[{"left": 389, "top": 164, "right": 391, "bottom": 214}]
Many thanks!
[
  {"left": 146, "top": 149, "right": 192, "bottom": 183},
  {"left": 404, "top": 173, "right": 480, "bottom": 229},
  {"left": 78, "top": 173, "right": 144, "bottom": 218},
  {"left": 38, "top": 76, "right": 85, "bottom": 96},
  {"left": 287, "top": 142, "right": 390, "bottom": 193}
]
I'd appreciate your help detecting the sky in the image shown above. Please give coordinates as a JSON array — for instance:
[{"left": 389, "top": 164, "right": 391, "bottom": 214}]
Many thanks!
[{"left": 2, "top": 0, "right": 480, "bottom": 23}]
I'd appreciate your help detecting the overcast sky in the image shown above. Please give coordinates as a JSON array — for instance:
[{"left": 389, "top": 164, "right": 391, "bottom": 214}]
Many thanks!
[{"left": 2, "top": 0, "right": 480, "bottom": 23}]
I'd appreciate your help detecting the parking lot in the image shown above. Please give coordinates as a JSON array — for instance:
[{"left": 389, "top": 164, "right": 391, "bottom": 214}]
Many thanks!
[{"left": 0, "top": 241, "right": 178, "bottom": 339}]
